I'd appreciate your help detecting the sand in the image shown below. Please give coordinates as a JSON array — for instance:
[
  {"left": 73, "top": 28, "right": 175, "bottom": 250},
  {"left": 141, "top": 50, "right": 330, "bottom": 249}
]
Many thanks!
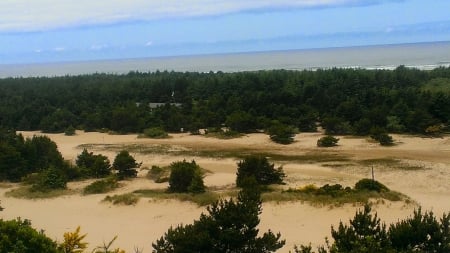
[{"left": 1, "top": 131, "right": 449, "bottom": 252}]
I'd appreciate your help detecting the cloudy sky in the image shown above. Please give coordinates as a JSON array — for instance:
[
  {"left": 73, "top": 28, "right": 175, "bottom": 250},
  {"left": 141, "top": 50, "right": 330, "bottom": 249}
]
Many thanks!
[{"left": 1, "top": 0, "right": 449, "bottom": 64}]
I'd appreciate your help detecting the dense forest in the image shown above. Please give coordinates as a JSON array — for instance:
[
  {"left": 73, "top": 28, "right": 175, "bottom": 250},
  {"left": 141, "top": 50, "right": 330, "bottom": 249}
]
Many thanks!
[{"left": 0, "top": 66, "right": 449, "bottom": 135}]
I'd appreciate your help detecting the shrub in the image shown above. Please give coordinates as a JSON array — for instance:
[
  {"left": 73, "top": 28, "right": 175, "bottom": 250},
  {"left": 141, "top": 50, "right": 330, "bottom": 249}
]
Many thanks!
[
  {"left": 31, "top": 167, "right": 67, "bottom": 192},
  {"left": 317, "top": 135, "right": 339, "bottom": 147},
  {"left": 76, "top": 149, "right": 111, "bottom": 178},
  {"left": 152, "top": 188, "right": 285, "bottom": 253},
  {"left": 370, "top": 127, "right": 394, "bottom": 146},
  {"left": 268, "top": 122, "right": 296, "bottom": 144},
  {"left": 64, "top": 125, "right": 76, "bottom": 136},
  {"left": 236, "top": 155, "right": 285, "bottom": 187},
  {"left": 168, "top": 160, "right": 205, "bottom": 193},
  {"left": 354, "top": 178, "right": 389, "bottom": 192},
  {"left": 83, "top": 177, "right": 120, "bottom": 195},
  {"left": 112, "top": 150, "right": 140, "bottom": 179},
  {"left": 142, "top": 127, "right": 169, "bottom": 138},
  {"left": 0, "top": 218, "right": 59, "bottom": 252}
]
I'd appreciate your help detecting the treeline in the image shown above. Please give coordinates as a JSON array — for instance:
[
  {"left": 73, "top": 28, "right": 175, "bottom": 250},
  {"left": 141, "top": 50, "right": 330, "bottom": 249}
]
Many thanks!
[{"left": 0, "top": 66, "right": 449, "bottom": 135}]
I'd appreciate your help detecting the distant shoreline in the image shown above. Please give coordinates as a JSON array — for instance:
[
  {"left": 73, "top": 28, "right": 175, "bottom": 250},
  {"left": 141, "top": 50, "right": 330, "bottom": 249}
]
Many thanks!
[{"left": 1, "top": 41, "right": 450, "bottom": 78}]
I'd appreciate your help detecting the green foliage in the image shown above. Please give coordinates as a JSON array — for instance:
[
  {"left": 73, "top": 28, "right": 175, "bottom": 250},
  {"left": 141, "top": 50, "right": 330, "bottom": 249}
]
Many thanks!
[
  {"left": 317, "top": 136, "right": 339, "bottom": 147},
  {"left": 281, "top": 179, "right": 402, "bottom": 206},
  {"left": 1, "top": 68, "right": 449, "bottom": 135},
  {"left": 152, "top": 188, "right": 285, "bottom": 253},
  {"left": 134, "top": 189, "right": 220, "bottom": 206},
  {"left": 76, "top": 149, "right": 111, "bottom": 178},
  {"left": 389, "top": 209, "right": 450, "bottom": 252},
  {"left": 370, "top": 128, "right": 394, "bottom": 146},
  {"left": 31, "top": 166, "right": 67, "bottom": 192},
  {"left": 168, "top": 160, "right": 205, "bottom": 193},
  {"left": 64, "top": 125, "right": 76, "bottom": 136},
  {"left": 295, "top": 205, "right": 450, "bottom": 253},
  {"left": 268, "top": 122, "right": 296, "bottom": 144},
  {"left": 354, "top": 179, "right": 389, "bottom": 192},
  {"left": 142, "top": 127, "right": 169, "bottom": 138},
  {"left": 112, "top": 150, "right": 140, "bottom": 179},
  {"left": 83, "top": 176, "right": 120, "bottom": 195},
  {"left": 0, "top": 218, "right": 59, "bottom": 253},
  {"left": 236, "top": 155, "right": 285, "bottom": 187}
]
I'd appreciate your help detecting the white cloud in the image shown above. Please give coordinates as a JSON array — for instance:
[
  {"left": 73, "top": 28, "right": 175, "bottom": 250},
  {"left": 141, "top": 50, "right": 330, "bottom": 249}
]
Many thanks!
[
  {"left": 0, "top": 0, "right": 395, "bottom": 32},
  {"left": 90, "top": 44, "right": 108, "bottom": 50},
  {"left": 53, "top": 47, "right": 65, "bottom": 52},
  {"left": 145, "top": 41, "right": 153, "bottom": 47}
]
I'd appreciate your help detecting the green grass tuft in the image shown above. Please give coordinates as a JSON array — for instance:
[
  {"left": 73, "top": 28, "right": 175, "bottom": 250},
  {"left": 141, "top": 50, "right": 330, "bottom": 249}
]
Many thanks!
[{"left": 103, "top": 193, "right": 139, "bottom": 205}]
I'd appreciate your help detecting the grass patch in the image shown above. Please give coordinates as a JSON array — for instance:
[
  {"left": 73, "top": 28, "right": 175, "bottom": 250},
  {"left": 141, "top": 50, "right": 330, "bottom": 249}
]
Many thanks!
[
  {"left": 358, "top": 158, "right": 427, "bottom": 170},
  {"left": 103, "top": 193, "right": 139, "bottom": 205},
  {"left": 133, "top": 189, "right": 225, "bottom": 206},
  {"left": 262, "top": 180, "right": 408, "bottom": 207},
  {"left": 5, "top": 185, "right": 73, "bottom": 199},
  {"left": 83, "top": 177, "right": 120, "bottom": 195}
]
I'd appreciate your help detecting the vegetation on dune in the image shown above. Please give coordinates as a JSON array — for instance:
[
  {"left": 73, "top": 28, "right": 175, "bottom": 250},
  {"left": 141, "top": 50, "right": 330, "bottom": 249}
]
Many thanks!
[
  {"left": 112, "top": 150, "right": 141, "bottom": 179},
  {"left": 83, "top": 176, "right": 120, "bottom": 195},
  {"left": 294, "top": 205, "right": 450, "bottom": 253},
  {"left": 236, "top": 155, "right": 285, "bottom": 187},
  {"left": 152, "top": 185, "right": 285, "bottom": 253},
  {"left": 168, "top": 160, "right": 206, "bottom": 194},
  {"left": 317, "top": 135, "right": 339, "bottom": 147},
  {"left": 276, "top": 179, "right": 405, "bottom": 206}
]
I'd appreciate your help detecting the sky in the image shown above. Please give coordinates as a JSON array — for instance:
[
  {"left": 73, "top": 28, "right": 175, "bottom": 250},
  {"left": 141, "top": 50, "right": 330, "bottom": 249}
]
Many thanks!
[{"left": 1, "top": 0, "right": 449, "bottom": 64}]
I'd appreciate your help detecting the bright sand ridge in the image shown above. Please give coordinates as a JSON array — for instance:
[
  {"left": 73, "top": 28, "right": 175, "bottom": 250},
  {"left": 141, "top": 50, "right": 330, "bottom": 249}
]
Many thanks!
[{"left": 1, "top": 131, "right": 449, "bottom": 252}]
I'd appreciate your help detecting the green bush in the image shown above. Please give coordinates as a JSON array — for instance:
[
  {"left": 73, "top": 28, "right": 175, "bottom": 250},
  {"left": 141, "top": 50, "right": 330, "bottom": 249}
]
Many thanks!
[
  {"left": 0, "top": 218, "right": 59, "bottom": 252},
  {"left": 142, "top": 127, "right": 169, "bottom": 138},
  {"left": 168, "top": 160, "right": 205, "bottom": 193},
  {"left": 317, "top": 136, "right": 339, "bottom": 147},
  {"left": 113, "top": 150, "right": 140, "bottom": 179},
  {"left": 31, "top": 167, "right": 67, "bottom": 192},
  {"left": 64, "top": 125, "right": 76, "bottom": 136},
  {"left": 268, "top": 122, "right": 296, "bottom": 144},
  {"left": 355, "top": 178, "right": 389, "bottom": 192},
  {"left": 83, "top": 177, "right": 120, "bottom": 195},
  {"left": 236, "top": 155, "right": 285, "bottom": 187}
]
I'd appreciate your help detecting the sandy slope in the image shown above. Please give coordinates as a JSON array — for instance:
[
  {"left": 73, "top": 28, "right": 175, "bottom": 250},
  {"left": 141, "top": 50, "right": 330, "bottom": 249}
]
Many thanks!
[{"left": 1, "top": 131, "right": 449, "bottom": 252}]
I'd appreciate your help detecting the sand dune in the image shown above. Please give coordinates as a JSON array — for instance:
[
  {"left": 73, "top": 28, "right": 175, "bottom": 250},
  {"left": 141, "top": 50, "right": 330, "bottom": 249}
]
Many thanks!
[{"left": 1, "top": 131, "right": 449, "bottom": 252}]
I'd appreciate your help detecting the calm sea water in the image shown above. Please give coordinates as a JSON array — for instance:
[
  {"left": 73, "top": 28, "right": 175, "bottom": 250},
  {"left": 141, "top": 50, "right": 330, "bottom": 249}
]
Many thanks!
[{"left": 1, "top": 41, "right": 450, "bottom": 78}]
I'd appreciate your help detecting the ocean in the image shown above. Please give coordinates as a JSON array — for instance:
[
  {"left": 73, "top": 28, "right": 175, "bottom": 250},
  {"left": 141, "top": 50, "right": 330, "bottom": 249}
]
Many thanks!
[{"left": 1, "top": 41, "right": 450, "bottom": 78}]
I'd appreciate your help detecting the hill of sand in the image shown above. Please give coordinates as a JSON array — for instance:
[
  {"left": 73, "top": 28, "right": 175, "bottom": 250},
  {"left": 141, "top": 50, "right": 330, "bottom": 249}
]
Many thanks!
[{"left": 1, "top": 131, "right": 449, "bottom": 252}]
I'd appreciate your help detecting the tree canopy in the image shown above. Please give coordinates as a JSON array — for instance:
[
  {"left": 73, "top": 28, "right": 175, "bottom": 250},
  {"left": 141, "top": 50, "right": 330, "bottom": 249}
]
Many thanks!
[{"left": 0, "top": 67, "right": 448, "bottom": 135}]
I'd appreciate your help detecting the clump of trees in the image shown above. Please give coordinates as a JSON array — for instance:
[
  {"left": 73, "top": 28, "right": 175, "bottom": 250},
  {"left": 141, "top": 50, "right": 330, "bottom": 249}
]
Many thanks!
[
  {"left": 268, "top": 121, "right": 296, "bottom": 144},
  {"left": 112, "top": 150, "right": 141, "bottom": 179},
  {"left": 294, "top": 205, "right": 450, "bottom": 253},
  {"left": 153, "top": 186, "right": 285, "bottom": 253},
  {"left": 168, "top": 160, "right": 205, "bottom": 193},
  {"left": 317, "top": 136, "right": 339, "bottom": 147},
  {"left": 76, "top": 149, "right": 112, "bottom": 178},
  {"left": 236, "top": 155, "right": 285, "bottom": 187}
]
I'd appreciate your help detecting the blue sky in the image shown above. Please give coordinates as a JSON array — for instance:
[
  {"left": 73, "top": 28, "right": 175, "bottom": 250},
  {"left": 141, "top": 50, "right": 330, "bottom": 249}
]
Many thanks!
[{"left": 1, "top": 0, "right": 449, "bottom": 64}]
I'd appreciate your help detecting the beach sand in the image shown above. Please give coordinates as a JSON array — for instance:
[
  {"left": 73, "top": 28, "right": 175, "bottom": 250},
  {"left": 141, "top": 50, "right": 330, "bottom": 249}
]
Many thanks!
[{"left": 1, "top": 131, "right": 449, "bottom": 252}]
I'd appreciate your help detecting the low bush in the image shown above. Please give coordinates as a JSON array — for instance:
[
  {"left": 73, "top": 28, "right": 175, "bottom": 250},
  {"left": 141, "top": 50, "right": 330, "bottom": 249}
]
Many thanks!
[
  {"left": 317, "top": 136, "right": 339, "bottom": 147},
  {"left": 103, "top": 193, "right": 139, "bottom": 205},
  {"left": 31, "top": 167, "right": 67, "bottom": 192},
  {"left": 354, "top": 178, "right": 389, "bottom": 192},
  {"left": 83, "top": 177, "right": 120, "bottom": 195},
  {"left": 141, "top": 127, "right": 169, "bottom": 139}
]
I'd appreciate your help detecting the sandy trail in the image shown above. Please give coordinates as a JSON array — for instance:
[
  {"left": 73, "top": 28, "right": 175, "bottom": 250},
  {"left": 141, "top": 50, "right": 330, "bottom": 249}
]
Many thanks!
[{"left": 1, "top": 131, "right": 449, "bottom": 252}]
